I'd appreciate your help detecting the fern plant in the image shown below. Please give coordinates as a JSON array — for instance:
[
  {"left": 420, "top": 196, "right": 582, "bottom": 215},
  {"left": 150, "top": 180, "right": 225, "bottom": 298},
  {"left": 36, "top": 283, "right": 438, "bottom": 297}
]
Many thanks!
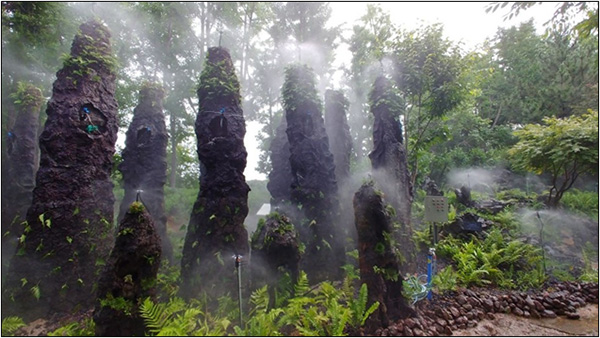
[
  {"left": 2, "top": 317, "right": 25, "bottom": 336},
  {"left": 348, "top": 283, "right": 379, "bottom": 327},
  {"left": 139, "top": 297, "right": 230, "bottom": 336}
]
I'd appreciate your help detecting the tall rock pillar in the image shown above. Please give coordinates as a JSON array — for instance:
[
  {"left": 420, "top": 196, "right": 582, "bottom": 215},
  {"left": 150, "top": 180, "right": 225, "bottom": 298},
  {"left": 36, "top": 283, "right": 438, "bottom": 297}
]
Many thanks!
[
  {"left": 3, "top": 20, "right": 118, "bottom": 321},
  {"left": 2, "top": 84, "right": 43, "bottom": 265},
  {"left": 368, "top": 75, "right": 415, "bottom": 271},
  {"left": 282, "top": 64, "right": 344, "bottom": 282},
  {"left": 180, "top": 47, "right": 249, "bottom": 300},
  {"left": 118, "top": 83, "right": 172, "bottom": 262}
]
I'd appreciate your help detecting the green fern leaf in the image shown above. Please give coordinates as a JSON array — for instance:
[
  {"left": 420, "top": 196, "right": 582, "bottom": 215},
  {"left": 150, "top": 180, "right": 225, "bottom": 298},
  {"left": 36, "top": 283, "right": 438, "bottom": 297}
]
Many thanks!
[{"left": 2, "top": 316, "right": 25, "bottom": 336}]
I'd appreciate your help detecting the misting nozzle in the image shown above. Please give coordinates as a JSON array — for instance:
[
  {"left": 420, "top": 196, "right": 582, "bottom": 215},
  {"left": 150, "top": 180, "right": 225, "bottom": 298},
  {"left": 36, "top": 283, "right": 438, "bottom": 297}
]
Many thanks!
[{"left": 136, "top": 190, "right": 144, "bottom": 202}]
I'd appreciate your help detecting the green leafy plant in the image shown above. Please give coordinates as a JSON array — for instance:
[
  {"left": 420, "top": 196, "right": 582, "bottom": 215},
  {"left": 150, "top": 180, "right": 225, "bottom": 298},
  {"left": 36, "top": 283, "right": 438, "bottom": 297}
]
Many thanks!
[
  {"left": 47, "top": 317, "right": 95, "bottom": 336},
  {"left": 1, "top": 317, "right": 25, "bottom": 336},
  {"left": 432, "top": 266, "right": 458, "bottom": 293}
]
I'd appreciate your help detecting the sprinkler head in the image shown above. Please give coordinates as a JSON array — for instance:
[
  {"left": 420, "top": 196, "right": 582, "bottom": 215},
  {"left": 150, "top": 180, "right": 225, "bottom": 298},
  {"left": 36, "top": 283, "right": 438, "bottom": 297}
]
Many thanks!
[
  {"left": 233, "top": 254, "right": 243, "bottom": 267},
  {"left": 136, "top": 189, "right": 144, "bottom": 202}
]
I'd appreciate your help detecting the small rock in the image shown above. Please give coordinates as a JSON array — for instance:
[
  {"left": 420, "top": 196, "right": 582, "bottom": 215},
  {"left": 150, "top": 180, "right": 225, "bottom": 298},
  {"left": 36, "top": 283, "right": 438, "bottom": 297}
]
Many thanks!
[
  {"left": 404, "top": 326, "right": 414, "bottom": 336},
  {"left": 487, "top": 313, "right": 495, "bottom": 320},
  {"left": 523, "top": 311, "right": 530, "bottom": 318},
  {"left": 533, "top": 300, "right": 545, "bottom": 311},
  {"left": 413, "top": 328, "right": 424, "bottom": 336},
  {"left": 456, "top": 295, "right": 467, "bottom": 305},
  {"left": 405, "top": 318, "right": 416, "bottom": 329},
  {"left": 449, "top": 306, "right": 461, "bottom": 318},
  {"left": 462, "top": 303, "right": 473, "bottom": 311},
  {"left": 566, "top": 313, "right": 580, "bottom": 320},
  {"left": 525, "top": 296, "right": 535, "bottom": 308},
  {"left": 436, "top": 318, "right": 447, "bottom": 327},
  {"left": 467, "top": 320, "right": 477, "bottom": 328},
  {"left": 542, "top": 309, "right": 557, "bottom": 318},
  {"left": 482, "top": 298, "right": 494, "bottom": 311},
  {"left": 514, "top": 307, "right": 524, "bottom": 316}
]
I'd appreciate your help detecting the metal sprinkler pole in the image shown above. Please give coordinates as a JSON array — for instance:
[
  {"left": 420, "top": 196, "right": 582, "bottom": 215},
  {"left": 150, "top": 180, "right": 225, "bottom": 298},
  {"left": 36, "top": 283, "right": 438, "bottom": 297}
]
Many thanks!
[
  {"left": 536, "top": 212, "right": 547, "bottom": 273},
  {"left": 235, "top": 254, "right": 243, "bottom": 328}
]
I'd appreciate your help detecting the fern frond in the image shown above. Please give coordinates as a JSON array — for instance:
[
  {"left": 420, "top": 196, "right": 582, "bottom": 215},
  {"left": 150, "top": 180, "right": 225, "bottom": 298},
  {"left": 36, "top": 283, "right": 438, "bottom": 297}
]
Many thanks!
[
  {"left": 294, "top": 271, "right": 310, "bottom": 297},
  {"left": 139, "top": 298, "right": 170, "bottom": 334},
  {"left": 2, "top": 316, "right": 25, "bottom": 336}
]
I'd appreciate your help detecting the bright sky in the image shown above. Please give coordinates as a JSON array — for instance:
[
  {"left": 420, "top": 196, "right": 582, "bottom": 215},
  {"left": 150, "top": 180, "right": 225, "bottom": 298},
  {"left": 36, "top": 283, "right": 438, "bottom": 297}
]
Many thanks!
[{"left": 243, "top": 2, "right": 570, "bottom": 181}]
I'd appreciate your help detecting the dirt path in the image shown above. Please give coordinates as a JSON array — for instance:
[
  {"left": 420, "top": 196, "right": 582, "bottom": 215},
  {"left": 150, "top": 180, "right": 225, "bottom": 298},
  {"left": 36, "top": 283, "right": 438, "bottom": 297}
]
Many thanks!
[{"left": 453, "top": 304, "right": 599, "bottom": 336}]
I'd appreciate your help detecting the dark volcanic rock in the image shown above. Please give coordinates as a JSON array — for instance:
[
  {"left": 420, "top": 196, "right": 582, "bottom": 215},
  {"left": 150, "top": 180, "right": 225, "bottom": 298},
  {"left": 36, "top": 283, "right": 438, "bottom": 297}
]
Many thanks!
[
  {"left": 2, "top": 84, "right": 44, "bottom": 262},
  {"left": 282, "top": 64, "right": 344, "bottom": 282},
  {"left": 250, "top": 213, "right": 301, "bottom": 292},
  {"left": 423, "top": 177, "right": 443, "bottom": 197},
  {"left": 446, "top": 212, "right": 493, "bottom": 236},
  {"left": 118, "top": 83, "right": 172, "bottom": 262},
  {"left": 454, "top": 185, "right": 473, "bottom": 207},
  {"left": 180, "top": 47, "right": 249, "bottom": 300},
  {"left": 94, "top": 202, "right": 161, "bottom": 336},
  {"left": 368, "top": 75, "right": 414, "bottom": 271},
  {"left": 324, "top": 89, "right": 352, "bottom": 186},
  {"left": 354, "top": 181, "right": 415, "bottom": 331},
  {"left": 3, "top": 20, "right": 118, "bottom": 321},
  {"left": 324, "top": 89, "right": 356, "bottom": 249},
  {"left": 267, "top": 117, "right": 292, "bottom": 207}
]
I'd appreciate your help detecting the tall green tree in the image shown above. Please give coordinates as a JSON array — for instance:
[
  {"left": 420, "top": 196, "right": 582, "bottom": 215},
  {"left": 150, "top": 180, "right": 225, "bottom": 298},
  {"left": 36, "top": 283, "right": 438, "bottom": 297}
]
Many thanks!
[
  {"left": 509, "top": 110, "right": 598, "bottom": 207},
  {"left": 392, "top": 24, "right": 465, "bottom": 186},
  {"left": 476, "top": 21, "right": 598, "bottom": 126}
]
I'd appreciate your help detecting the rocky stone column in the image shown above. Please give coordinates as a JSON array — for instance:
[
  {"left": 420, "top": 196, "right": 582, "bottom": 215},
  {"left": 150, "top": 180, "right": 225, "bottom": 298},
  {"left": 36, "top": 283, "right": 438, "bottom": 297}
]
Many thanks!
[
  {"left": 282, "top": 64, "right": 344, "bottom": 283},
  {"left": 368, "top": 75, "right": 415, "bottom": 271},
  {"left": 180, "top": 47, "right": 249, "bottom": 300},
  {"left": 94, "top": 202, "right": 161, "bottom": 336},
  {"left": 353, "top": 181, "right": 414, "bottom": 331},
  {"left": 2, "top": 20, "right": 118, "bottom": 321},
  {"left": 267, "top": 117, "right": 292, "bottom": 207},
  {"left": 324, "top": 89, "right": 352, "bottom": 186},
  {"left": 2, "top": 83, "right": 43, "bottom": 263},
  {"left": 118, "top": 83, "right": 172, "bottom": 262}
]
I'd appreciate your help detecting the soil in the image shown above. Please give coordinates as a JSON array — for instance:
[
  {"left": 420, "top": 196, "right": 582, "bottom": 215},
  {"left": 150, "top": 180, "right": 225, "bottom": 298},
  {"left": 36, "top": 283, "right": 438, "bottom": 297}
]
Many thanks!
[{"left": 453, "top": 304, "right": 598, "bottom": 336}]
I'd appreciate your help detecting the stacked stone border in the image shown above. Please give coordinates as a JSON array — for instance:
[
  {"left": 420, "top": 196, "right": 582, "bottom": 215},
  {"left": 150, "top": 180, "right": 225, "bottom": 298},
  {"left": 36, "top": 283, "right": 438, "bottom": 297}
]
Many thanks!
[{"left": 374, "top": 281, "right": 599, "bottom": 336}]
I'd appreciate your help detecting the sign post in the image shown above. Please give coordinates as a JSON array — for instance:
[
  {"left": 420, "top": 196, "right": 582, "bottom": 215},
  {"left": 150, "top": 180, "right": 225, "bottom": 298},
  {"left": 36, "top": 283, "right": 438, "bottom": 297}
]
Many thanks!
[{"left": 423, "top": 196, "right": 448, "bottom": 300}]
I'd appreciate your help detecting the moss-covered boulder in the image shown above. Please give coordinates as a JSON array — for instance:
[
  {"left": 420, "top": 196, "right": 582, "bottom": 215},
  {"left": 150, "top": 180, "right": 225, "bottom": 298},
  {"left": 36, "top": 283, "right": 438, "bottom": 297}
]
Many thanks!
[
  {"left": 94, "top": 202, "right": 162, "bottom": 336},
  {"left": 251, "top": 212, "right": 301, "bottom": 290}
]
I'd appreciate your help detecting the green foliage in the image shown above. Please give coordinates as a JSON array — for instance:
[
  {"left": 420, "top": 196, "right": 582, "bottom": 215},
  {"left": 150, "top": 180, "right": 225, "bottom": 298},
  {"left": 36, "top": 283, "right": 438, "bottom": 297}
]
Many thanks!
[
  {"left": 580, "top": 242, "right": 599, "bottom": 283},
  {"left": 139, "top": 297, "right": 231, "bottom": 336},
  {"left": 47, "top": 317, "right": 95, "bottom": 336},
  {"left": 509, "top": 110, "right": 598, "bottom": 207},
  {"left": 62, "top": 21, "right": 119, "bottom": 76},
  {"left": 432, "top": 266, "right": 458, "bottom": 293},
  {"left": 348, "top": 283, "right": 380, "bottom": 327},
  {"left": 99, "top": 293, "right": 135, "bottom": 316},
  {"left": 128, "top": 201, "right": 145, "bottom": 214},
  {"left": 282, "top": 64, "right": 322, "bottom": 112},
  {"left": 1, "top": 317, "right": 25, "bottom": 336},
  {"left": 197, "top": 54, "right": 241, "bottom": 107},
  {"left": 437, "top": 228, "right": 544, "bottom": 289},
  {"left": 560, "top": 189, "right": 599, "bottom": 219},
  {"left": 9, "top": 82, "right": 43, "bottom": 108}
]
